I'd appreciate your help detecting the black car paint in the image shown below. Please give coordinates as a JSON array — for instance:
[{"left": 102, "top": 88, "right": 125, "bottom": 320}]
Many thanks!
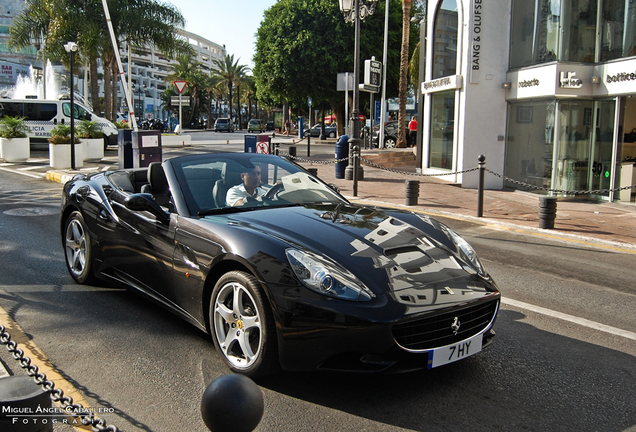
[{"left": 61, "top": 153, "right": 499, "bottom": 373}]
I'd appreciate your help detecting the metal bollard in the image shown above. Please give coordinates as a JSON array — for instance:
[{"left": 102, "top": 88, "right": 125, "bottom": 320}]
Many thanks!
[
  {"left": 538, "top": 196, "right": 558, "bottom": 229},
  {"left": 288, "top": 146, "right": 296, "bottom": 158},
  {"left": 477, "top": 155, "right": 485, "bottom": 217},
  {"left": 201, "top": 374, "right": 264, "bottom": 432},
  {"left": 274, "top": 143, "right": 279, "bottom": 156},
  {"left": 0, "top": 376, "right": 53, "bottom": 432},
  {"left": 405, "top": 180, "right": 420, "bottom": 206}
]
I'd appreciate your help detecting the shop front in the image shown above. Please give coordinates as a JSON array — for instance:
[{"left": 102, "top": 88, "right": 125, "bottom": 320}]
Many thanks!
[{"left": 505, "top": 58, "right": 636, "bottom": 203}]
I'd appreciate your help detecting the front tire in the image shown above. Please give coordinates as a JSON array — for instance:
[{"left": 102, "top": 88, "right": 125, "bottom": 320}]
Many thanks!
[
  {"left": 64, "top": 211, "right": 95, "bottom": 284},
  {"left": 210, "top": 271, "right": 279, "bottom": 377},
  {"left": 384, "top": 137, "right": 396, "bottom": 148}
]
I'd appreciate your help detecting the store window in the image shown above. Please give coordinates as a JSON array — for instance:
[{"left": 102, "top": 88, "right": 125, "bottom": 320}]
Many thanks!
[
  {"left": 601, "top": 0, "right": 636, "bottom": 61},
  {"left": 505, "top": 101, "right": 555, "bottom": 189},
  {"left": 429, "top": 90, "right": 455, "bottom": 169},
  {"left": 510, "top": 0, "right": 561, "bottom": 68},
  {"left": 561, "top": 0, "right": 597, "bottom": 62},
  {"left": 431, "top": 0, "right": 458, "bottom": 79}
]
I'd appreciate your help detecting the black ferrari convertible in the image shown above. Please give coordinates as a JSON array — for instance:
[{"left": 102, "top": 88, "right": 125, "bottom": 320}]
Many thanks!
[{"left": 60, "top": 152, "right": 500, "bottom": 377}]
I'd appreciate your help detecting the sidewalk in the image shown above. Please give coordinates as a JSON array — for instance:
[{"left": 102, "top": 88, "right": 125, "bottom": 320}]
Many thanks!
[{"left": 2, "top": 141, "right": 635, "bottom": 251}]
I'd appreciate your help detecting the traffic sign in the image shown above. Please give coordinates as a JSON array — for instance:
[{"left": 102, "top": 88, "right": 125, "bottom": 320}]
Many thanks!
[
  {"left": 256, "top": 141, "right": 270, "bottom": 154},
  {"left": 174, "top": 81, "right": 187, "bottom": 94},
  {"left": 171, "top": 96, "right": 190, "bottom": 106}
]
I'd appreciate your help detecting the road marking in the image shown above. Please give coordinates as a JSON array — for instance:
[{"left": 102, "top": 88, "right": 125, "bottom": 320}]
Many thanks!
[
  {"left": 0, "top": 165, "right": 46, "bottom": 178},
  {"left": 0, "top": 304, "right": 94, "bottom": 431},
  {"left": 502, "top": 297, "right": 636, "bottom": 341}
]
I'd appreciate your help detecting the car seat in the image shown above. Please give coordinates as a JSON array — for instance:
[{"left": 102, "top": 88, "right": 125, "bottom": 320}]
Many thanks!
[
  {"left": 212, "top": 163, "right": 243, "bottom": 208},
  {"left": 140, "top": 162, "right": 172, "bottom": 208}
]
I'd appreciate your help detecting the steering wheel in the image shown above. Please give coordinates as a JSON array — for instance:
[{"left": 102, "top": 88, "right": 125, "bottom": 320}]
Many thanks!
[{"left": 264, "top": 183, "right": 284, "bottom": 199}]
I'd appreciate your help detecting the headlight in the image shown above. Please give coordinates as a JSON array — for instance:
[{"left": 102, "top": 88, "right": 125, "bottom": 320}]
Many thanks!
[
  {"left": 445, "top": 228, "right": 487, "bottom": 276},
  {"left": 286, "top": 249, "right": 374, "bottom": 301}
]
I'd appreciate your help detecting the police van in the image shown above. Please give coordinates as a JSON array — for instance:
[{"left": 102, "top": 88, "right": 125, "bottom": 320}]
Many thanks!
[{"left": 0, "top": 98, "right": 118, "bottom": 148}]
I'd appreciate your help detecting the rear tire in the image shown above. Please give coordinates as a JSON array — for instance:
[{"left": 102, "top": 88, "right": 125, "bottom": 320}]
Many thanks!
[
  {"left": 385, "top": 137, "right": 396, "bottom": 148},
  {"left": 210, "top": 271, "right": 279, "bottom": 377}
]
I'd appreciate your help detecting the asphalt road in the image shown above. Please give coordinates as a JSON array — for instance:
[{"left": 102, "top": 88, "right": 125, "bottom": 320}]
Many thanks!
[{"left": 0, "top": 154, "right": 635, "bottom": 432}]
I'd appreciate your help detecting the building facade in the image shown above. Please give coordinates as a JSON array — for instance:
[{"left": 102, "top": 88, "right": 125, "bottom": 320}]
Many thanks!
[
  {"left": 418, "top": 0, "right": 636, "bottom": 203},
  {"left": 0, "top": 0, "right": 225, "bottom": 119}
]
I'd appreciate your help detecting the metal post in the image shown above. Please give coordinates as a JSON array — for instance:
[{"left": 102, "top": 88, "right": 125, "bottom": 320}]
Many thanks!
[
  {"left": 353, "top": 145, "right": 360, "bottom": 197},
  {"left": 307, "top": 129, "right": 311, "bottom": 157},
  {"left": 349, "top": 0, "right": 363, "bottom": 189},
  {"left": 69, "top": 49, "right": 76, "bottom": 170},
  {"left": 415, "top": 3, "right": 427, "bottom": 170},
  {"left": 477, "top": 154, "right": 485, "bottom": 217}
]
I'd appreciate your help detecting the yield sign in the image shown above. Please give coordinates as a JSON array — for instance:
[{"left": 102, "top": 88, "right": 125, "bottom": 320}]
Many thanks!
[{"left": 174, "top": 81, "right": 187, "bottom": 94}]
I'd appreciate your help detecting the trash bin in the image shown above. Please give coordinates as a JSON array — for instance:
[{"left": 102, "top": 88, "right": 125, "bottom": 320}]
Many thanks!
[
  {"left": 118, "top": 129, "right": 133, "bottom": 169},
  {"left": 132, "top": 130, "right": 162, "bottom": 168},
  {"left": 335, "top": 135, "right": 349, "bottom": 179}
]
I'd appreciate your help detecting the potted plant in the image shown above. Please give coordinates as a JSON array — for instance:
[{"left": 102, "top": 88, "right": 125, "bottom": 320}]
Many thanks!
[
  {"left": 48, "top": 124, "right": 83, "bottom": 169},
  {"left": 0, "top": 116, "right": 31, "bottom": 162},
  {"left": 77, "top": 120, "right": 104, "bottom": 160}
]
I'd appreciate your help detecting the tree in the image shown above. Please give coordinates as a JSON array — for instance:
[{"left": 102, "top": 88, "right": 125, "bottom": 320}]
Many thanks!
[
  {"left": 211, "top": 54, "right": 250, "bottom": 124},
  {"left": 253, "top": 0, "right": 417, "bottom": 133},
  {"left": 396, "top": 0, "right": 413, "bottom": 148}
]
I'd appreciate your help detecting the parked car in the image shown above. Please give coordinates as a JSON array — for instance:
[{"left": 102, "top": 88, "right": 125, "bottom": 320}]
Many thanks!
[
  {"left": 372, "top": 121, "right": 399, "bottom": 148},
  {"left": 214, "top": 117, "right": 233, "bottom": 132},
  {"left": 60, "top": 152, "right": 500, "bottom": 377},
  {"left": 265, "top": 121, "right": 275, "bottom": 131},
  {"left": 304, "top": 123, "right": 338, "bottom": 138},
  {"left": 247, "top": 119, "right": 264, "bottom": 132}
]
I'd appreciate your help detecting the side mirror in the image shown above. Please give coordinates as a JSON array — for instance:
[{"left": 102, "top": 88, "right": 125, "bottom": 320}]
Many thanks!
[{"left": 124, "top": 193, "right": 170, "bottom": 224}]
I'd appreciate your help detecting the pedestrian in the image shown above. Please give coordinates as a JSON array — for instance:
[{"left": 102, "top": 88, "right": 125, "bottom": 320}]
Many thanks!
[
  {"left": 284, "top": 120, "right": 290, "bottom": 136},
  {"left": 408, "top": 115, "right": 418, "bottom": 148}
]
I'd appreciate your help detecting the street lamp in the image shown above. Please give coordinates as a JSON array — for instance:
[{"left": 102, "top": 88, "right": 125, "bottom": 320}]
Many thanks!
[
  {"left": 412, "top": 5, "right": 427, "bottom": 171},
  {"left": 339, "top": 0, "right": 378, "bottom": 196},
  {"left": 134, "top": 83, "right": 147, "bottom": 119},
  {"left": 64, "top": 41, "right": 78, "bottom": 170}
]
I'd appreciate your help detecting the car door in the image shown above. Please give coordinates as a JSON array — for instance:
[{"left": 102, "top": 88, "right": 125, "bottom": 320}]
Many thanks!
[{"left": 98, "top": 188, "right": 178, "bottom": 302}]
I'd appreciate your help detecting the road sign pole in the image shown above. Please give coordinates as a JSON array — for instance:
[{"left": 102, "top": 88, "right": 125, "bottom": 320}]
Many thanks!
[{"left": 178, "top": 93, "right": 182, "bottom": 135}]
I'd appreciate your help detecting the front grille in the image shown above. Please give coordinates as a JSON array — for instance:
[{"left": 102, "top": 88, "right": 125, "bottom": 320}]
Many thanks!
[{"left": 392, "top": 299, "right": 499, "bottom": 351}]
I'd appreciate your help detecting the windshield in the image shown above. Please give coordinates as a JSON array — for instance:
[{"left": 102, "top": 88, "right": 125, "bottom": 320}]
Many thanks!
[{"left": 170, "top": 153, "right": 347, "bottom": 216}]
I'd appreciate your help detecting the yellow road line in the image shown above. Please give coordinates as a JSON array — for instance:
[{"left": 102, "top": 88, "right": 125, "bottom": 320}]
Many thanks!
[{"left": 0, "top": 304, "right": 92, "bottom": 431}]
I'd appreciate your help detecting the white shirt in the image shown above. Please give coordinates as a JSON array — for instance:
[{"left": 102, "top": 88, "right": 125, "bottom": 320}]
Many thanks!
[{"left": 226, "top": 183, "right": 271, "bottom": 207}]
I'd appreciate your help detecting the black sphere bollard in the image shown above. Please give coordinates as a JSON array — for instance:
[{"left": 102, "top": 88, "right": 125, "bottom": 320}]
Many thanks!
[
  {"left": 308, "top": 167, "right": 318, "bottom": 176},
  {"left": 405, "top": 180, "right": 420, "bottom": 206},
  {"left": 538, "top": 196, "right": 558, "bottom": 229},
  {"left": 0, "top": 376, "right": 53, "bottom": 432},
  {"left": 201, "top": 374, "right": 264, "bottom": 432}
]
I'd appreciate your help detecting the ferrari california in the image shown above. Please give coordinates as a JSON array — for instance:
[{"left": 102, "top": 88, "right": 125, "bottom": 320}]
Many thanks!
[{"left": 60, "top": 152, "right": 500, "bottom": 377}]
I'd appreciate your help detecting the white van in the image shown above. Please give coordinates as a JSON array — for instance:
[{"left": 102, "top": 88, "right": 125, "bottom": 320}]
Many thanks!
[{"left": 0, "top": 98, "right": 118, "bottom": 148}]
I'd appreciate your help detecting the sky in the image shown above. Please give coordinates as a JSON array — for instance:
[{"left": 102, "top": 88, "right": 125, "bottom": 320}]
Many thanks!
[{"left": 168, "top": 0, "right": 279, "bottom": 69}]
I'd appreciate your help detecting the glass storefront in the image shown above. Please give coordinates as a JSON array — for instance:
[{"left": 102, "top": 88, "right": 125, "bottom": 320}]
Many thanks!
[
  {"left": 432, "top": 0, "right": 458, "bottom": 79},
  {"left": 505, "top": 98, "right": 632, "bottom": 199},
  {"left": 429, "top": 90, "right": 455, "bottom": 169},
  {"left": 510, "top": 0, "right": 636, "bottom": 68},
  {"left": 505, "top": 101, "right": 555, "bottom": 189}
]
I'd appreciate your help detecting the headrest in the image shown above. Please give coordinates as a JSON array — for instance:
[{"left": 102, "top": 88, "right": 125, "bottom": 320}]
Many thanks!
[
  {"left": 147, "top": 162, "right": 169, "bottom": 193},
  {"left": 221, "top": 162, "right": 244, "bottom": 186}
]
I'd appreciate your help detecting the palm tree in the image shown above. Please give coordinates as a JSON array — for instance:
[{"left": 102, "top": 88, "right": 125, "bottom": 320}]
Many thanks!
[
  {"left": 211, "top": 54, "right": 250, "bottom": 124},
  {"left": 397, "top": 0, "right": 413, "bottom": 148}
]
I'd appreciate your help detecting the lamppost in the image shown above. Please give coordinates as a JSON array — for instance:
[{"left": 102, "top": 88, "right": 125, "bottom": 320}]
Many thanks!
[
  {"left": 64, "top": 42, "right": 78, "bottom": 170},
  {"left": 134, "top": 83, "right": 147, "bottom": 120},
  {"left": 339, "top": 0, "right": 378, "bottom": 196}
]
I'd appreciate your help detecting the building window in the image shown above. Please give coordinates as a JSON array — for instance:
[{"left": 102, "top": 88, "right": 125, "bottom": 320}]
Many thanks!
[
  {"left": 601, "top": 0, "right": 636, "bottom": 61},
  {"left": 561, "top": 0, "right": 597, "bottom": 62},
  {"left": 505, "top": 100, "right": 555, "bottom": 189},
  {"left": 432, "top": 0, "right": 458, "bottom": 79},
  {"left": 510, "top": 0, "right": 561, "bottom": 68},
  {"left": 429, "top": 90, "right": 455, "bottom": 169}
]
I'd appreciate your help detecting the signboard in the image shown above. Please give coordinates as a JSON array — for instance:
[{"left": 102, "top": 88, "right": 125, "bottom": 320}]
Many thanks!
[
  {"left": 364, "top": 58, "right": 382, "bottom": 87},
  {"left": 337, "top": 72, "right": 354, "bottom": 91},
  {"left": 174, "top": 81, "right": 187, "bottom": 94},
  {"left": 421, "top": 75, "right": 463, "bottom": 94},
  {"left": 171, "top": 96, "right": 190, "bottom": 106}
]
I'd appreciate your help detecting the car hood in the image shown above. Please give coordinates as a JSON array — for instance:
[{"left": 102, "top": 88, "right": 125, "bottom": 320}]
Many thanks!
[{"left": 203, "top": 203, "right": 496, "bottom": 307}]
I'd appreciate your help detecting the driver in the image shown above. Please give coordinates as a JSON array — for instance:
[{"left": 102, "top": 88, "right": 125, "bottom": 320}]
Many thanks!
[{"left": 226, "top": 165, "right": 272, "bottom": 206}]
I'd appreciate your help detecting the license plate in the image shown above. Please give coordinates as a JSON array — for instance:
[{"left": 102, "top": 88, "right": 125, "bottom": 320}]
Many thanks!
[{"left": 427, "top": 333, "right": 483, "bottom": 369}]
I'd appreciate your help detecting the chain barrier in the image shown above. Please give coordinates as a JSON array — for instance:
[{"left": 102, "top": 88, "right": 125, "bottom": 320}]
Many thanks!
[
  {"left": 0, "top": 324, "right": 120, "bottom": 432},
  {"left": 278, "top": 151, "right": 636, "bottom": 196}
]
